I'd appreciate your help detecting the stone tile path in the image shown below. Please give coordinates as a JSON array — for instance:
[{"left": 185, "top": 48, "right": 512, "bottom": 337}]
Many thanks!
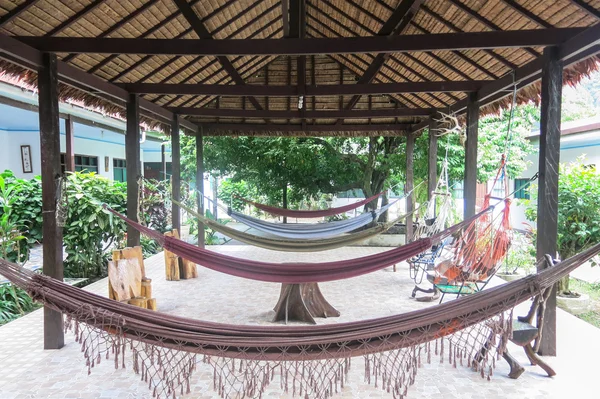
[{"left": 0, "top": 246, "right": 599, "bottom": 398}]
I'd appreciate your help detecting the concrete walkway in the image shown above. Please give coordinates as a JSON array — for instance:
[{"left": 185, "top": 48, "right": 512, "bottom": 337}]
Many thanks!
[{"left": 0, "top": 246, "right": 599, "bottom": 398}]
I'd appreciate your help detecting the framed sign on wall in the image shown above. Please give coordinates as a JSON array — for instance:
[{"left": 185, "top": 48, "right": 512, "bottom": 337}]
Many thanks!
[{"left": 21, "top": 145, "right": 33, "bottom": 174}]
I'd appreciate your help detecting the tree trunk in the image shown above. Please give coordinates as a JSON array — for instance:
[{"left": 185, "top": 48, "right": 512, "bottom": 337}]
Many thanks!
[
  {"left": 282, "top": 181, "right": 288, "bottom": 224},
  {"left": 557, "top": 275, "right": 570, "bottom": 295},
  {"left": 378, "top": 193, "right": 389, "bottom": 223}
]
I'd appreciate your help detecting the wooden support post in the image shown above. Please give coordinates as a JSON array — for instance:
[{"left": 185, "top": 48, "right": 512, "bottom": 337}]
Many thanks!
[
  {"left": 171, "top": 115, "right": 181, "bottom": 233},
  {"left": 212, "top": 175, "right": 218, "bottom": 219},
  {"left": 126, "top": 94, "right": 140, "bottom": 247},
  {"left": 65, "top": 114, "right": 75, "bottom": 172},
  {"left": 39, "top": 52, "right": 64, "bottom": 350},
  {"left": 161, "top": 143, "right": 166, "bottom": 181},
  {"left": 406, "top": 132, "right": 415, "bottom": 242},
  {"left": 536, "top": 46, "right": 563, "bottom": 357},
  {"left": 196, "top": 127, "right": 205, "bottom": 248},
  {"left": 428, "top": 115, "right": 439, "bottom": 201},
  {"left": 464, "top": 92, "right": 479, "bottom": 218}
]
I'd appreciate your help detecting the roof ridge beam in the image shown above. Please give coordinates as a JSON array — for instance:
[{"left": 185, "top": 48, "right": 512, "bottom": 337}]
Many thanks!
[{"left": 169, "top": 108, "right": 435, "bottom": 119}]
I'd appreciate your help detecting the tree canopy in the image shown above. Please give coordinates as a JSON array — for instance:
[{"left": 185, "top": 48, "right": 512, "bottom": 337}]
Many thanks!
[{"left": 178, "top": 104, "right": 537, "bottom": 208}]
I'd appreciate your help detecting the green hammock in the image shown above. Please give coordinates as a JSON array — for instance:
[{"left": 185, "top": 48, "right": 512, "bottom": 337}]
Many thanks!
[{"left": 175, "top": 200, "right": 410, "bottom": 252}]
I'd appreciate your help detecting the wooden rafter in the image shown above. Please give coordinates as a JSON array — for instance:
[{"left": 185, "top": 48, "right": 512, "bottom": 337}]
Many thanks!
[
  {"left": 501, "top": 0, "right": 553, "bottom": 28},
  {"left": 172, "top": 0, "right": 264, "bottom": 111},
  {"left": 447, "top": 0, "right": 540, "bottom": 58},
  {"left": 569, "top": 0, "right": 600, "bottom": 19},
  {"left": 0, "top": 0, "right": 39, "bottom": 27},
  {"left": 45, "top": 0, "right": 108, "bottom": 37},
  {"left": 420, "top": 4, "right": 517, "bottom": 70},
  {"left": 338, "top": 0, "right": 425, "bottom": 114},
  {"left": 14, "top": 28, "right": 585, "bottom": 56}
]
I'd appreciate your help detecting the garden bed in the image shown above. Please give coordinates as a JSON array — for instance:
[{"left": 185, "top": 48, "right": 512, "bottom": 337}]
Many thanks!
[{"left": 561, "top": 278, "right": 600, "bottom": 329}]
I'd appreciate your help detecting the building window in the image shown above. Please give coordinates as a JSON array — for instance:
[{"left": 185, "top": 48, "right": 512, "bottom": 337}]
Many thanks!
[
  {"left": 60, "top": 154, "right": 99, "bottom": 173},
  {"left": 514, "top": 178, "right": 531, "bottom": 200},
  {"left": 113, "top": 158, "right": 127, "bottom": 182}
]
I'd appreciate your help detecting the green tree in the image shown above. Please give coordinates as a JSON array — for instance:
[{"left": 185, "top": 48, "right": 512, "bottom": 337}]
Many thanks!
[{"left": 524, "top": 157, "right": 600, "bottom": 295}]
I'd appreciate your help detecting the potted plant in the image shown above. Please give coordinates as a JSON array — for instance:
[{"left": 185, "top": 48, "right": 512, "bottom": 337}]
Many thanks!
[{"left": 497, "top": 228, "right": 536, "bottom": 282}]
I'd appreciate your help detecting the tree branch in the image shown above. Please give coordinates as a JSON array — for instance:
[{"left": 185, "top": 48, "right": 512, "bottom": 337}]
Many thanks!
[{"left": 300, "top": 137, "right": 367, "bottom": 167}]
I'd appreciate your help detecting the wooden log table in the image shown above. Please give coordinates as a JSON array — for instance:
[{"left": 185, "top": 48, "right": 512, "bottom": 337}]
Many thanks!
[{"left": 273, "top": 283, "right": 340, "bottom": 324}]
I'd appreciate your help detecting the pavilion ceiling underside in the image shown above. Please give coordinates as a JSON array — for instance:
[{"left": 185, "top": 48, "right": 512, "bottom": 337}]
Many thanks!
[{"left": 0, "top": 0, "right": 598, "bottom": 128}]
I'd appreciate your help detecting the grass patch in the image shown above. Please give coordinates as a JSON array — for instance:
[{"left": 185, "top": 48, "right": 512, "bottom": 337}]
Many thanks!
[{"left": 566, "top": 278, "right": 600, "bottom": 329}]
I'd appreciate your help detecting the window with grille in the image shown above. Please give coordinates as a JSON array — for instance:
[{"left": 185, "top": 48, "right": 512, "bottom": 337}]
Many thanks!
[
  {"left": 60, "top": 154, "right": 99, "bottom": 173},
  {"left": 514, "top": 178, "right": 531, "bottom": 200},
  {"left": 113, "top": 159, "right": 127, "bottom": 182}
]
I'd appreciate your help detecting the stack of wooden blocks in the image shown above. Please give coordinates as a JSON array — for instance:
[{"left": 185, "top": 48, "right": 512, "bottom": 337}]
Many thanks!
[
  {"left": 108, "top": 246, "right": 157, "bottom": 311},
  {"left": 164, "top": 229, "right": 198, "bottom": 281}
]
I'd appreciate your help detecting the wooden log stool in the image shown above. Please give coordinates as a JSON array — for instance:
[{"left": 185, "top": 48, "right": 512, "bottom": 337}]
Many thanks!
[
  {"left": 503, "top": 320, "right": 556, "bottom": 379},
  {"left": 164, "top": 229, "right": 198, "bottom": 281},
  {"left": 108, "top": 246, "right": 157, "bottom": 311},
  {"left": 272, "top": 283, "right": 340, "bottom": 324}
]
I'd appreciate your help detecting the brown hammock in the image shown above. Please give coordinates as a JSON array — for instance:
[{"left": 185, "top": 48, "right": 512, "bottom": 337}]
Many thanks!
[
  {"left": 234, "top": 191, "right": 384, "bottom": 218},
  {"left": 2, "top": 240, "right": 598, "bottom": 399}
]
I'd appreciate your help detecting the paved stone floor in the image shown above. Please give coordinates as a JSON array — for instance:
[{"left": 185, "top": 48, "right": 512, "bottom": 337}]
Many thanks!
[{"left": 1, "top": 246, "right": 599, "bottom": 398}]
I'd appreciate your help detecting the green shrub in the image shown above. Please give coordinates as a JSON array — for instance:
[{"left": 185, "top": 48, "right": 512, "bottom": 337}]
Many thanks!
[{"left": 0, "top": 283, "right": 38, "bottom": 325}]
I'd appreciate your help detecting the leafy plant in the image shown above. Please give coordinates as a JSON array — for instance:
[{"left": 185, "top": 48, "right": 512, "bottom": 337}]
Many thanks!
[
  {"left": 524, "top": 156, "right": 600, "bottom": 295},
  {"left": 140, "top": 235, "right": 161, "bottom": 258},
  {"left": 62, "top": 172, "right": 127, "bottom": 279},
  {"left": 140, "top": 178, "right": 172, "bottom": 233},
  {"left": 502, "top": 230, "right": 536, "bottom": 275},
  {"left": 0, "top": 283, "right": 38, "bottom": 325}
]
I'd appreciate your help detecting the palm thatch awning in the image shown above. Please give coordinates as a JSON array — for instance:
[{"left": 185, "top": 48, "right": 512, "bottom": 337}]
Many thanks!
[{"left": 0, "top": 0, "right": 598, "bottom": 136}]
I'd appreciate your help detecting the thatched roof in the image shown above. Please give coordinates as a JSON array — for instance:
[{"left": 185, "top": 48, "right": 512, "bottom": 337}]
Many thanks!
[{"left": 0, "top": 0, "right": 598, "bottom": 136}]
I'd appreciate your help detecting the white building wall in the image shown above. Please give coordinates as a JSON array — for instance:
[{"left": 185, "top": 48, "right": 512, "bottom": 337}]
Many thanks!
[{"left": 0, "top": 129, "right": 43, "bottom": 179}]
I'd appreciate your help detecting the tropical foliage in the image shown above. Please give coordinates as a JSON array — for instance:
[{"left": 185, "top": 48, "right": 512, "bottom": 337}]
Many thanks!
[{"left": 524, "top": 157, "right": 600, "bottom": 294}]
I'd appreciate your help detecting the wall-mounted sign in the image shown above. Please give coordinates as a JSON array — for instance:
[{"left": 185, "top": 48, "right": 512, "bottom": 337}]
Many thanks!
[{"left": 21, "top": 145, "right": 32, "bottom": 173}]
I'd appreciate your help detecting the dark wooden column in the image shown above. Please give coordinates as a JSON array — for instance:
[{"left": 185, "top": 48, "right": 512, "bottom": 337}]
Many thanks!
[
  {"left": 536, "top": 46, "right": 563, "bottom": 357},
  {"left": 196, "top": 127, "right": 205, "bottom": 248},
  {"left": 464, "top": 92, "right": 479, "bottom": 218},
  {"left": 126, "top": 93, "right": 140, "bottom": 247},
  {"left": 171, "top": 116, "right": 181, "bottom": 233},
  {"left": 406, "top": 132, "right": 415, "bottom": 242},
  {"left": 38, "top": 52, "right": 64, "bottom": 350},
  {"left": 161, "top": 143, "right": 167, "bottom": 181},
  {"left": 427, "top": 115, "right": 439, "bottom": 201},
  {"left": 64, "top": 115, "right": 75, "bottom": 172}
]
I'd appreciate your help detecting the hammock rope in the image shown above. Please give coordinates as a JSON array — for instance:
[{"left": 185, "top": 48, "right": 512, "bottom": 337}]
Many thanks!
[{"left": 1, "top": 240, "right": 599, "bottom": 399}]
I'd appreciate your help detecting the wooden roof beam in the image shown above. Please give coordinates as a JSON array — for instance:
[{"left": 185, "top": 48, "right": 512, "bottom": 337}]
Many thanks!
[
  {"left": 170, "top": 108, "right": 434, "bottom": 119},
  {"left": 203, "top": 123, "right": 412, "bottom": 134},
  {"left": 0, "top": 0, "right": 39, "bottom": 27},
  {"left": 119, "top": 80, "right": 487, "bottom": 96},
  {"left": 172, "top": 0, "right": 264, "bottom": 111},
  {"left": 16, "top": 28, "right": 585, "bottom": 56}
]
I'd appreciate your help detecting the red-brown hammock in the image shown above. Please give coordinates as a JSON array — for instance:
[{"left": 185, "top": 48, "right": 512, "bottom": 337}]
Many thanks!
[
  {"left": 107, "top": 205, "right": 486, "bottom": 283},
  {"left": 234, "top": 191, "right": 384, "bottom": 218}
]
